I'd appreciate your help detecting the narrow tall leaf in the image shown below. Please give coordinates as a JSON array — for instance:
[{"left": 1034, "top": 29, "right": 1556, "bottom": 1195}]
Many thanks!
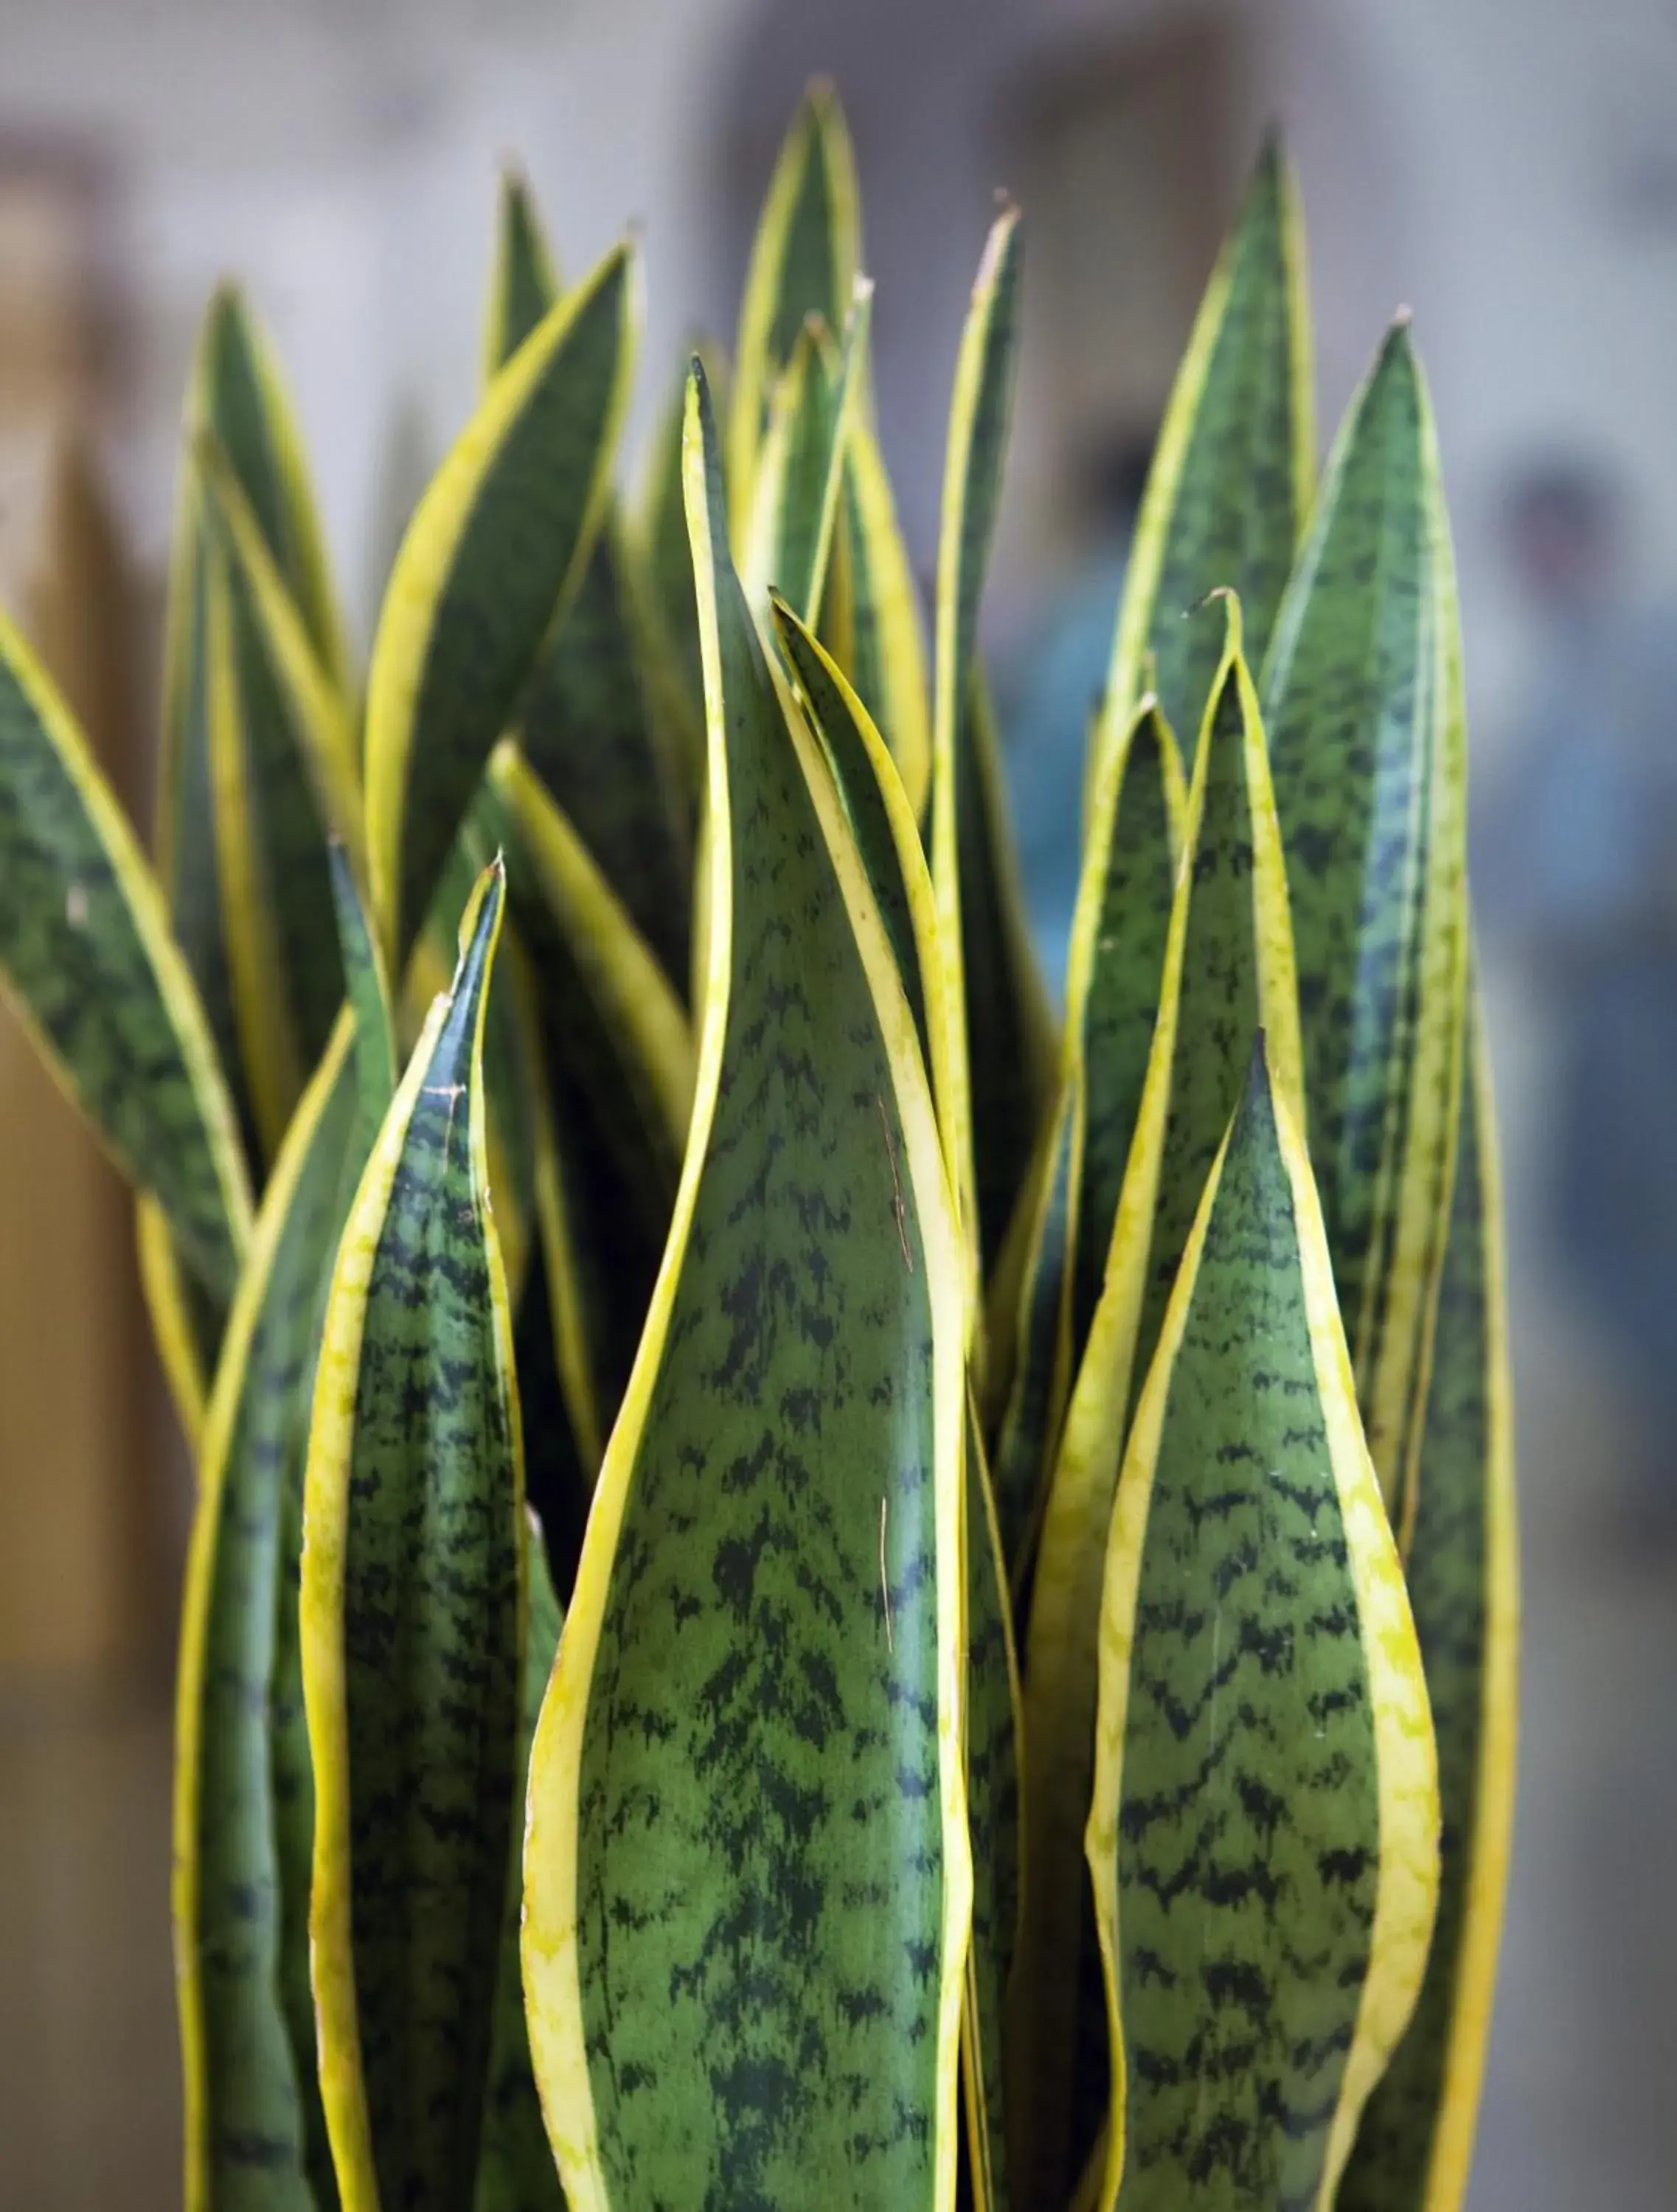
[
  {"left": 838, "top": 414, "right": 932, "bottom": 818},
  {"left": 932, "top": 206, "right": 1056, "bottom": 1286},
  {"left": 302, "top": 864, "right": 526, "bottom": 2211},
  {"left": 0, "top": 611, "right": 251, "bottom": 1301},
  {"left": 483, "top": 168, "right": 563, "bottom": 382},
  {"left": 1095, "top": 141, "right": 1313, "bottom": 779},
  {"left": 1339, "top": 996, "right": 1518, "bottom": 2212},
  {"left": 1015, "top": 608, "right": 1302, "bottom": 2205},
  {"left": 1085, "top": 1046, "right": 1439, "bottom": 2211},
  {"left": 174, "top": 1018, "right": 363, "bottom": 2211},
  {"left": 365, "top": 243, "right": 636, "bottom": 960},
  {"left": 1261, "top": 320, "right": 1470, "bottom": 1515},
  {"left": 522, "top": 366, "right": 970, "bottom": 2212},
  {"left": 741, "top": 285, "right": 869, "bottom": 622},
  {"left": 727, "top": 80, "right": 861, "bottom": 522}
]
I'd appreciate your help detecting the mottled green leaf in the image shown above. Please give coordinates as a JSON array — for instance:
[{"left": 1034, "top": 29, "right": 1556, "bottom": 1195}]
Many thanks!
[
  {"left": 1084, "top": 1046, "right": 1438, "bottom": 2212},
  {"left": 1261, "top": 321, "right": 1469, "bottom": 1513},
  {"left": 1015, "top": 611, "right": 1302, "bottom": 2206},
  {"left": 473, "top": 1517, "right": 567, "bottom": 2212},
  {"left": 302, "top": 863, "right": 526, "bottom": 2212},
  {"left": 1339, "top": 998, "right": 1517, "bottom": 2212},
  {"left": 964, "top": 1408, "right": 1024, "bottom": 2212},
  {"left": 365, "top": 243, "right": 636, "bottom": 961},
  {"left": 727, "top": 80, "right": 861, "bottom": 521},
  {"left": 1096, "top": 142, "right": 1312, "bottom": 776},
  {"left": 523, "top": 366, "right": 969, "bottom": 2211},
  {"left": 0, "top": 611, "right": 251, "bottom": 1301},
  {"left": 986, "top": 1085, "right": 1076, "bottom": 1583},
  {"left": 175, "top": 1017, "right": 361, "bottom": 2212},
  {"left": 636, "top": 348, "right": 725, "bottom": 789}
]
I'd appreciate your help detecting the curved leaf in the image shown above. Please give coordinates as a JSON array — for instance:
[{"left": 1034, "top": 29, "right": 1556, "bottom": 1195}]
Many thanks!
[
  {"left": 741, "top": 286, "right": 869, "bottom": 622},
  {"left": 931, "top": 206, "right": 1055, "bottom": 1285},
  {"left": 302, "top": 863, "right": 525, "bottom": 2211},
  {"left": 839, "top": 414, "right": 932, "bottom": 820},
  {"left": 1339, "top": 995, "right": 1518, "bottom": 2212},
  {"left": 1015, "top": 608, "right": 1302, "bottom": 2205},
  {"left": 0, "top": 611, "right": 251, "bottom": 1301},
  {"left": 1085, "top": 1045, "right": 1439, "bottom": 2212},
  {"left": 366, "top": 243, "right": 636, "bottom": 960},
  {"left": 174, "top": 1016, "right": 361, "bottom": 2212},
  {"left": 1094, "top": 140, "right": 1313, "bottom": 781},
  {"left": 522, "top": 365, "right": 970, "bottom": 2212},
  {"left": 1261, "top": 321, "right": 1469, "bottom": 1515},
  {"left": 474, "top": 1516, "right": 567, "bottom": 2212},
  {"left": 484, "top": 168, "right": 564, "bottom": 378},
  {"left": 727, "top": 79, "right": 861, "bottom": 523},
  {"left": 136, "top": 1194, "right": 215, "bottom": 1447}
]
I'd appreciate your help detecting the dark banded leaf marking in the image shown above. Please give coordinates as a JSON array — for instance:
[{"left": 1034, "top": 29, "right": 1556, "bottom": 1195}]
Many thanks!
[{"left": 523, "top": 365, "right": 969, "bottom": 2212}]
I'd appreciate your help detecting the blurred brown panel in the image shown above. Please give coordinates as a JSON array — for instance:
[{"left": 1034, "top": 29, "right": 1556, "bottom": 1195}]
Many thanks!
[{"left": 0, "top": 144, "right": 153, "bottom": 1688}]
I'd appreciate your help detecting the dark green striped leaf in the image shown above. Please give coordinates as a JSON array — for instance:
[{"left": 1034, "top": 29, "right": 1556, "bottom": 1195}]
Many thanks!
[
  {"left": 986, "top": 1085, "right": 1076, "bottom": 1584},
  {"left": 473, "top": 1517, "right": 567, "bottom": 2212},
  {"left": 1261, "top": 320, "right": 1469, "bottom": 1514},
  {"left": 0, "top": 611, "right": 251, "bottom": 1301},
  {"left": 964, "top": 1411, "right": 1024, "bottom": 2212},
  {"left": 302, "top": 863, "right": 526, "bottom": 2212},
  {"left": 1339, "top": 998, "right": 1518, "bottom": 2212},
  {"left": 727, "top": 80, "right": 860, "bottom": 519},
  {"left": 523, "top": 364, "right": 969, "bottom": 2211},
  {"left": 1084, "top": 1046, "right": 1438, "bottom": 2212},
  {"left": 175, "top": 1018, "right": 362, "bottom": 2212},
  {"left": 365, "top": 243, "right": 636, "bottom": 961},
  {"left": 1097, "top": 142, "right": 1313, "bottom": 774},
  {"left": 1015, "top": 611, "right": 1302, "bottom": 2206}
]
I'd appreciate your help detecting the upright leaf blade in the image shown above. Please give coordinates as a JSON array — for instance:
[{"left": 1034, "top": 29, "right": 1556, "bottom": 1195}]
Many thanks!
[
  {"left": 1339, "top": 995, "right": 1518, "bottom": 2212},
  {"left": 484, "top": 167, "right": 564, "bottom": 375},
  {"left": 366, "top": 244, "right": 636, "bottom": 960},
  {"left": 1085, "top": 1048, "right": 1439, "bottom": 2212},
  {"left": 0, "top": 611, "right": 252, "bottom": 1301},
  {"left": 838, "top": 414, "right": 932, "bottom": 819},
  {"left": 174, "top": 1018, "right": 361, "bottom": 2212},
  {"left": 1015, "top": 610, "right": 1302, "bottom": 2205},
  {"left": 727, "top": 80, "right": 861, "bottom": 521},
  {"left": 741, "top": 285, "right": 869, "bottom": 622},
  {"left": 1261, "top": 321, "right": 1470, "bottom": 1514},
  {"left": 302, "top": 865, "right": 525, "bottom": 2212},
  {"left": 931, "top": 207, "right": 1055, "bottom": 1284},
  {"left": 1095, "top": 142, "right": 1313, "bottom": 776},
  {"left": 522, "top": 366, "right": 970, "bottom": 2212}
]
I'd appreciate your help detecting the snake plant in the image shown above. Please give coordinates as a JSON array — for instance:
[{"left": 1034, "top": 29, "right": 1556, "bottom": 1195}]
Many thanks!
[{"left": 0, "top": 80, "right": 1515, "bottom": 2212}]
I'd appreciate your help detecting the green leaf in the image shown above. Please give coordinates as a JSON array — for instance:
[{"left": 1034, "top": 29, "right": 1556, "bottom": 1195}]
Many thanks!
[
  {"left": 478, "top": 178, "right": 695, "bottom": 997},
  {"left": 174, "top": 1015, "right": 361, "bottom": 2212},
  {"left": 727, "top": 80, "right": 861, "bottom": 522},
  {"left": 1083, "top": 1045, "right": 1439, "bottom": 2212},
  {"left": 1066, "top": 701, "right": 1187, "bottom": 1352},
  {"left": 1260, "top": 320, "right": 1469, "bottom": 1515},
  {"left": 0, "top": 610, "right": 252, "bottom": 1301},
  {"left": 963, "top": 1408, "right": 1024, "bottom": 2212},
  {"left": 136, "top": 1195, "right": 217, "bottom": 1446},
  {"left": 484, "top": 167, "right": 564, "bottom": 376},
  {"left": 522, "top": 365, "right": 970, "bottom": 2211},
  {"left": 741, "top": 286, "right": 869, "bottom": 622},
  {"left": 473, "top": 1515, "right": 567, "bottom": 2212},
  {"left": 328, "top": 842, "right": 397, "bottom": 1149},
  {"left": 635, "top": 347, "right": 726, "bottom": 790},
  {"left": 1015, "top": 608, "right": 1303, "bottom": 2205},
  {"left": 302, "top": 862, "right": 526, "bottom": 2212},
  {"left": 366, "top": 243, "right": 636, "bottom": 961},
  {"left": 837, "top": 413, "right": 932, "bottom": 820},
  {"left": 1339, "top": 995, "right": 1518, "bottom": 2212},
  {"left": 1095, "top": 141, "right": 1313, "bottom": 775},
  {"left": 931, "top": 209, "right": 1056, "bottom": 1287},
  {"left": 201, "top": 503, "right": 344, "bottom": 1157}
]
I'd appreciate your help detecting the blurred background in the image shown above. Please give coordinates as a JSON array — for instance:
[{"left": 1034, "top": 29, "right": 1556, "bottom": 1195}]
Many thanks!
[{"left": 1, "top": 0, "right": 1674, "bottom": 2203}]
